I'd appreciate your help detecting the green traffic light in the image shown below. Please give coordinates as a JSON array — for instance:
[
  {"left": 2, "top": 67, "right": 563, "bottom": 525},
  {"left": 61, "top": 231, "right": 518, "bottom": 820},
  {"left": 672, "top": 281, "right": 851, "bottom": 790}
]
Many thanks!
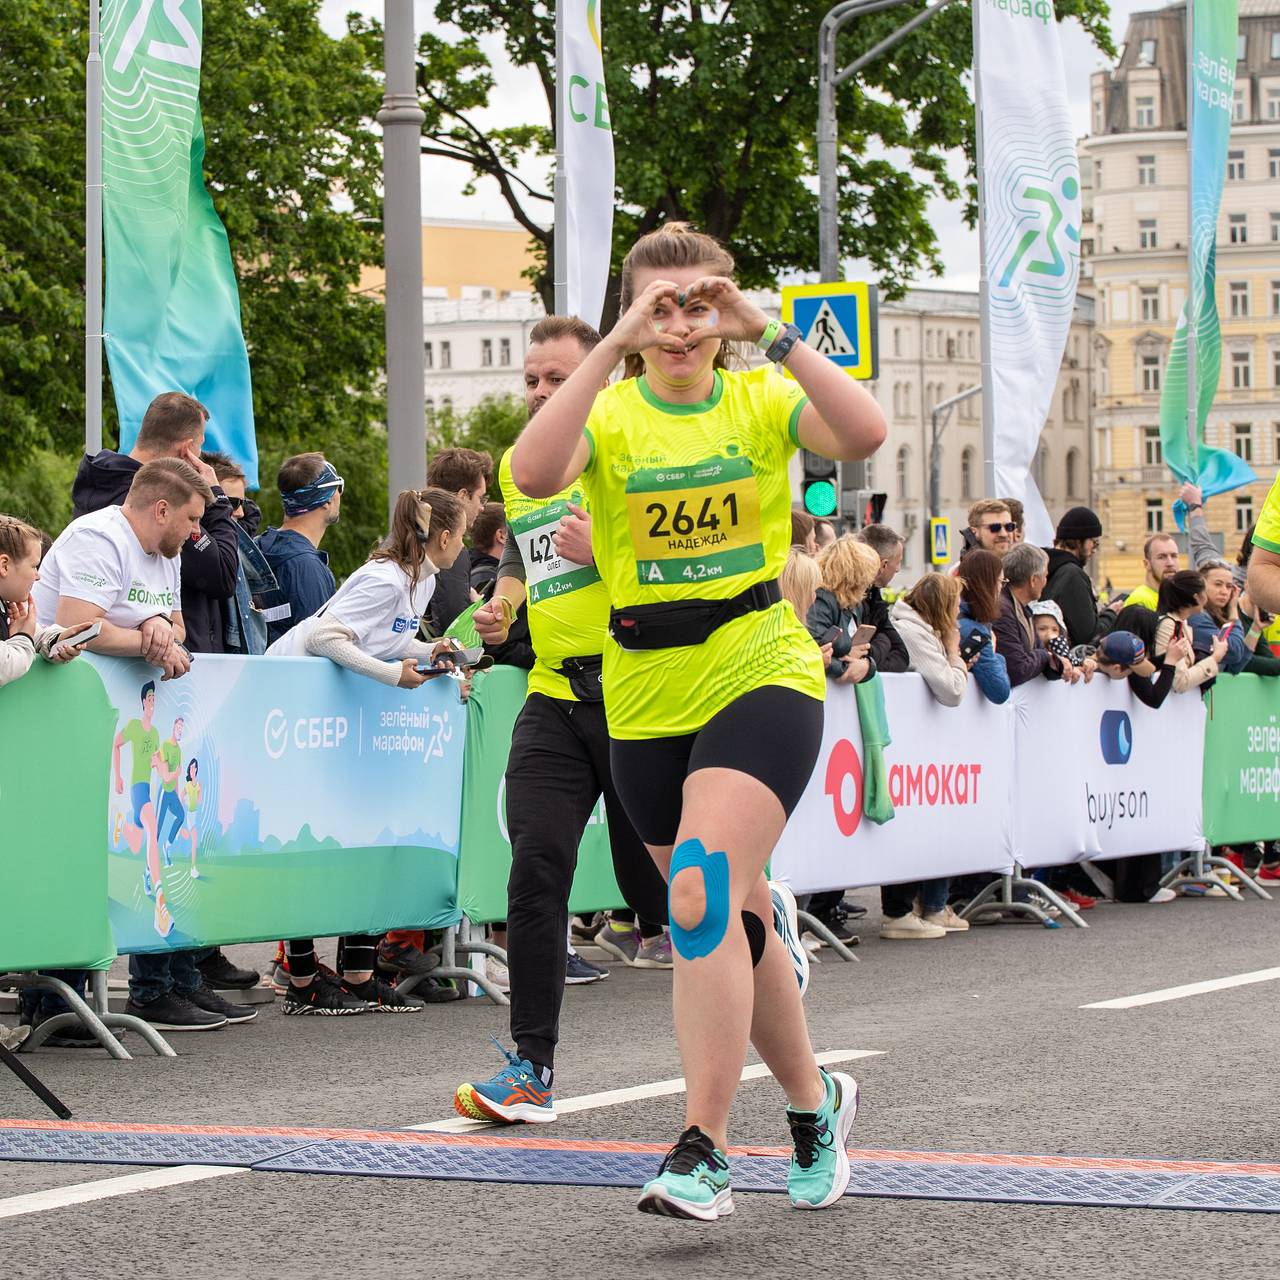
[{"left": 803, "top": 480, "right": 837, "bottom": 517}]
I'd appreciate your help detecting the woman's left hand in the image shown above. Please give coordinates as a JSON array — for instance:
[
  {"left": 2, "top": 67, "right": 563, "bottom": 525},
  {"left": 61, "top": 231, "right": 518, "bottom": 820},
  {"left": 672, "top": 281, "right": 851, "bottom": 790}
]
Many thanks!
[{"left": 680, "top": 276, "right": 771, "bottom": 346}]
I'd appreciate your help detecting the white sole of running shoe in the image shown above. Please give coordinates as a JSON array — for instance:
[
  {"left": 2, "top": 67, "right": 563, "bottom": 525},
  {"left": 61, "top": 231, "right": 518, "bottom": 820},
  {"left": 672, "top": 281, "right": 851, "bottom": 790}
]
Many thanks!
[
  {"left": 637, "top": 1185, "right": 734, "bottom": 1221},
  {"left": 592, "top": 932, "right": 638, "bottom": 965},
  {"left": 770, "top": 882, "right": 810, "bottom": 998},
  {"left": 454, "top": 1086, "right": 557, "bottom": 1124},
  {"left": 792, "top": 1072, "right": 859, "bottom": 1211}
]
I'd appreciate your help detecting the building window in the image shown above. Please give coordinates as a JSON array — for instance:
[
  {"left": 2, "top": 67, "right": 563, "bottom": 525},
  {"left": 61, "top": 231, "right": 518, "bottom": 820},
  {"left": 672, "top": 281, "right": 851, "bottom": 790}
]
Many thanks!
[
  {"left": 1273, "top": 282, "right": 1280, "bottom": 315},
  {"left": 1142, "top": 356, "right": 1161, "bottom": 392},
  {"left": 1146, "top": 499, "right": 1164, "bottom": 534},
  {"left": 1139, "top": 219, "right": 1158, "bottom": 249},
  {"left": 440, "top": 341, "right": 452, "bottom": 370},
  {"left": 893, "top": 328, "right": 903, "bottom": 357},
  {"left": 1137, "top": 154, "right": 1156, "bottom": 186},
  {"left": 1273, "top": 349, "right": 1280, "bottom": 387},
  {"left": 1230, "top": 281, "right": 1250, "bottom": 318},
  {"left": 1094, "top": 159, "right": 1103, "bottom": 189},
  {"left": 1237, "top": 496, "right": 1255, "bottom": 532},
  {"left": 1227, "top": 150, "right": 1246, "bottom": 181},
  {"left": 1233, "top": 88, "right": 1247, "bottom": 122},
  {"left": 1140, "top": 287, "right": 1160, "bottom": 321},
  {"left": 925, "top": 330, "right": 934, "bottom": 357},
  {"left": 1272, "top": 212, "right": 1280, "bottom": 242},
  {"left": 499, "top": 337, "right": 512, "bottom": 367},
  {"left": 1066, "top": 448, "right": 1081, "bottom": 499},
  {"left": 424, "top": 341, "right": 433, "bottom": 370},
  {"left": 1234, "top": 423, "right": 1254, "bottom": 461},
  {"left": 480, "top": 338, "right": 493, "bottom": 367},
  {"left": 1144, "top": 425, "right": 1163, "bottom": 466},
  {"left": 1093, "top": 98, "right": 1104, "bottom": 133},
  {"left": 1269, "top": 88, "right": 1280, "bottom": 121},
  {"left": 1138, "top": 38, "right": 1157, "bottom": 66},
  {"left": 1135, "top": 95, "right": 1155, "bottom": 127},
  {"left": 1229, "top": 213, "right": 1248, "bottom": 244},
  {"left": 1272, "top": 149, "right": 1280, "bottom": 180},
  {"left": 1272, "top": 32, "right": 1280, "bottom": 59},
  {"left": 1232, "top": 350, "right": 1252, "bottom": 389},
  {"left": 967, "top": 330, "right": 976, "bottom": 359},
  {"left": 896, "top": 447, "right": 910, "bottom": 500},
  {"left": 961, "top": 447, "right": 974, "bottom": 501},
  {"left": 1238, "top": 33, "right": 1248, "bottom": 61}
]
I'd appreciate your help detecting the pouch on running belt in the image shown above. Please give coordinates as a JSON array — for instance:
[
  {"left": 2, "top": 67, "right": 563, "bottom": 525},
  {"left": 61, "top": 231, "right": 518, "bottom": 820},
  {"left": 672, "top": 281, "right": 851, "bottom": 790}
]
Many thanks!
[
  {"left": 609, "top": 580, "right": 781, "bottom": 652},
  {"left": 556, "top": 654, "right": 604, "bottom": 702}
]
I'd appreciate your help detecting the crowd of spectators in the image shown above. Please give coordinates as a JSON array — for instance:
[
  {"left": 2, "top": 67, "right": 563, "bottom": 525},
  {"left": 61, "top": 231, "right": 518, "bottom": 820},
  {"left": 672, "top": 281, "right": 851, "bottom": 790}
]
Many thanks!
[{"left": 6, "top": 386, "right": 1279, "bottom": 1045}]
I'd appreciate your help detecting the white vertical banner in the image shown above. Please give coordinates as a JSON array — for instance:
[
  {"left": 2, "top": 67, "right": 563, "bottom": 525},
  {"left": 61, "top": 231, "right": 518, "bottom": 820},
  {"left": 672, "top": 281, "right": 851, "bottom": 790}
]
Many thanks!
[
  {"left": 560, "top": 0, "right": 615, "bottom": 328},
  {"left": 975, "top": 0, "right": 1081, "bottom": 544}
]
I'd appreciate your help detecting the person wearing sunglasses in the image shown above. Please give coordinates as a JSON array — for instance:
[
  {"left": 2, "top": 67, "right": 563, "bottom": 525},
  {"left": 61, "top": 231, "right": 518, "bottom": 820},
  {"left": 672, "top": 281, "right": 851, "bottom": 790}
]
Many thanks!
[
  {"left": 965, "top": 499, "right": 1018, "bottom": 556},
  {"left": 258, "top": 452, "right": 343, "bottom": 647}
]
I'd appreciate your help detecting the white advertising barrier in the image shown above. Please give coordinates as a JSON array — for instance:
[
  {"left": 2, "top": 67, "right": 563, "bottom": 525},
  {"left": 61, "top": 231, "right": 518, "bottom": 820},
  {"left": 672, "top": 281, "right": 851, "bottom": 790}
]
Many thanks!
[
  {"left": 1011, "top": 677, "right": 1205, "bottom": 868},
  {"left": 772, "top": 674, "right": 1015, "bottom": 894}
]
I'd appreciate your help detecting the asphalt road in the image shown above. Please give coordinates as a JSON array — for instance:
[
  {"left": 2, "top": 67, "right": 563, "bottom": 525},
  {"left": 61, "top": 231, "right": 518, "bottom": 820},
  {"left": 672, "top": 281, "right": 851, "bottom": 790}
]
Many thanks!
[{"left": 2, "top": 890, "right": 1278, "bottom": 1280}]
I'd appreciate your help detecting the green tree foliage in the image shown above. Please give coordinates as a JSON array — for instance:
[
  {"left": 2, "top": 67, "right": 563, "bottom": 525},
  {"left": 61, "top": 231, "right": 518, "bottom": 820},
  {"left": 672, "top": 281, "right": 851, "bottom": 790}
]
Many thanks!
[
  {"left": 417, "top": 0, "right": 1113, "bottom": 322},
  {"left": 0, "top": 0, "right": 394, "bottom": 576}
]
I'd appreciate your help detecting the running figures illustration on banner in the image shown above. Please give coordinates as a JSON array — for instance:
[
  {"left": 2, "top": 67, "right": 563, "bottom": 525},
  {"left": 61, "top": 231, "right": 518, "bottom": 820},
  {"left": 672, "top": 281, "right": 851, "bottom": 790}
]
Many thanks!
[{"left": 974, "top": 0, "right": 1080, "bottom": 545}]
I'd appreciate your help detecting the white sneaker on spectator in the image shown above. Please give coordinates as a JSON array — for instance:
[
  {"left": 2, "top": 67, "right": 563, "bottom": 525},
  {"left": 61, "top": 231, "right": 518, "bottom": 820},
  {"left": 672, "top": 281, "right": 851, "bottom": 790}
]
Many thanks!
[
  {"left": 921, "top": 905, "right": 969, "bottom": 933},
  {"left": 485, "top": 957, "right": 510, "bottom": 992},
  {"left": 1148, "top": 887, "right": 1177, "bottom": 904},
  {"left": 879, "top": 913, "right": 946, "bottom": 940}
]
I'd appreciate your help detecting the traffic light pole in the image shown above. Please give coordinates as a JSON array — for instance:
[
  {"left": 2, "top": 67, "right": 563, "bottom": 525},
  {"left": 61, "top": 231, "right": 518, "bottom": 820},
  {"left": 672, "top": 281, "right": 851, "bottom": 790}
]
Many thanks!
[{"left": 929, "top": 384, "right": 982, "bottom": 522}]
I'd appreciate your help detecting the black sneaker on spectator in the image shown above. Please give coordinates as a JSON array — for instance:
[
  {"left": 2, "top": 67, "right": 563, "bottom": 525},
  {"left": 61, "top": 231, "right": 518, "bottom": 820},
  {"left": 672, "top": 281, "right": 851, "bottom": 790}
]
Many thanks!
[
  {"left": 566, "top": 951, "right": 608, "bottom": 985},
  {"left": 810, "top": 912, "right": 858, "bottom": 945},
  {"left": 23, "top": 1012, "right": 121, "bottom": 1049},
  {"left": 123, "top": 993, "right": 227, "bottom": 1031},
  {"left": 281, "top": 974, "right": 371, "bottom": 1016},
  {"left": 417, "top": 978, "right": 463, "bottom": 1003},
  {"left": 342, "top": 976, "right": 426, "bottom": 1013},
  {"left": 196, "top": 948, "right": 259, "bottom": 989},
  {"left": 186, "top": 983, "right": 258, "bottom": 1024},
  {"left": 375, "top": 938, "right": 439, "bottom": 979}
]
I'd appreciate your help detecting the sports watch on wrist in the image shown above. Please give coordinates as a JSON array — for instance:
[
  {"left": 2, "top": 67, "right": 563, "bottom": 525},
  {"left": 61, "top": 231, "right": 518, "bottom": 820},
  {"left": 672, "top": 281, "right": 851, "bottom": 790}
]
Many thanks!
[{"left": 763, "top": 322, "right": 803, "bottom": 365}]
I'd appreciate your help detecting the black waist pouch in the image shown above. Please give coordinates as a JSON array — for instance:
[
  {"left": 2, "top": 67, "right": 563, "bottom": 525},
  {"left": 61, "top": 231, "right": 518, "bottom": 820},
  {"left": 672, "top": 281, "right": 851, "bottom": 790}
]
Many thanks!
[
  {"left": 609, "top": 580, "right": 781, "bottom": 652},
  {"left": 557, "top": 654, "right": 604, "bottom": 702}
]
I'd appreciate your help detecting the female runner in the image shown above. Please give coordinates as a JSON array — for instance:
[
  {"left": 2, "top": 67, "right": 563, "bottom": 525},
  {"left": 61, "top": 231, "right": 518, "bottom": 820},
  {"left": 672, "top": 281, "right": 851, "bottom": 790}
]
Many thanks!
[{"left": 512, "top": 225, "right": 885, "bottom": 1220}]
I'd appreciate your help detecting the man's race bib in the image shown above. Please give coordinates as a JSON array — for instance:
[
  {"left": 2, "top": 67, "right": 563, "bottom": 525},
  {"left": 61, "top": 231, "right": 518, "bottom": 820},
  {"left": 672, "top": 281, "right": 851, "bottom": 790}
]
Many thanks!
[
  {"left": 624, "top": 455, "right": 764, "bottom": 586},
  {"left": 510, "top": 500, "right": 602, "bottom": 606}
]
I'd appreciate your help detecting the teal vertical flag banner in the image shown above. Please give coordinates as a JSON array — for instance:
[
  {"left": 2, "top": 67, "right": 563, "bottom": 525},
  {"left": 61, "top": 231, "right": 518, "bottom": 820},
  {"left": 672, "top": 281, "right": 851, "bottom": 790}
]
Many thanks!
[
  {"left": 1158, "top": 0, "right": 1252, "bottom": 502},
  {"left": 101, "top": 1, "right": 257, "bottom": 485}
]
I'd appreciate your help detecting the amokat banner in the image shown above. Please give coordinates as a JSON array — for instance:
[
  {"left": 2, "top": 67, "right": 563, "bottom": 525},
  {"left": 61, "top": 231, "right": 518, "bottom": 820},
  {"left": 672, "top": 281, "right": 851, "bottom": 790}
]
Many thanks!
[
  {"left": 102, "top": 0, "right": 258, "bottom": 483},
  {"left": 1158, "top": 0, "right": 1255, "bottom": 504},
  {"left": 975, "top": 0, "right": 1081, "bottom": 544},
  {"left": 560, "top": 0, "right": 614, "bottom": 328},
  {"left": 86, "top": 654, "right": 465, "bottom": 954}
]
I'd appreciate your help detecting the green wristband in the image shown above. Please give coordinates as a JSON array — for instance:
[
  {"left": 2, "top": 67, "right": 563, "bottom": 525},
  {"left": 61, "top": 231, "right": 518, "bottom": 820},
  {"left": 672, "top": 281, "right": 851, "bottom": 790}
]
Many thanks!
[{"left": 756, "top": 319, "right": 783, "bottom": 351}]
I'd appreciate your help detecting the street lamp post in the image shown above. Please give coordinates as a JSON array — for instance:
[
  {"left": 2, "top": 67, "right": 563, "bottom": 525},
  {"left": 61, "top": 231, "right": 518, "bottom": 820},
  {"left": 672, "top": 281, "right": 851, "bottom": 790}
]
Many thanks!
[
  {"left": 929, "top": 383, "right": 982, "bottom": 524},
  {"left": 378, "top": 0, "right": 427, "bottom": 521}
]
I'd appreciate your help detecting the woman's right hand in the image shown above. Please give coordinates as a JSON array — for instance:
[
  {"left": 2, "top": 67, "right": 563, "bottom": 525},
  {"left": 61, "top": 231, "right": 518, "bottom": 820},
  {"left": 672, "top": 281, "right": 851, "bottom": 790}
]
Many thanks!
[
  {"left": 838, "top": 656, "right": 869, "bottom": 683},
  {"left": 398, "top": 657, "right": 429, "bottom": 689},
  {"left": 1165, "top": 632, "right": 1193, "bottom": 666},
  {"left": 8, "top": 597, "right": 38, "bottom": 638},
  {"left": 819, "top": 642, "right": 835, "bottom": 667},
  {"left": 607, "top": 278, "right": 685, "bottom": 357},
  {"left": 944, "top": 625, "right": 961, "bottom": 659}
]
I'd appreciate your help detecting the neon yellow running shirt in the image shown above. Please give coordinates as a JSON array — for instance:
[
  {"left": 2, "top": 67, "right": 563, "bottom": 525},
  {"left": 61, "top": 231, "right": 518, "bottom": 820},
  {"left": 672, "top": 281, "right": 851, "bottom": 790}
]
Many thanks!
[
  {"left": 498, "top": 449, "right": 611, "bottom": 702},
  {"left": 581, "top": 365, "right": 826, "bottom": 740},
  {"left": 1253, "top": 471, "right": 1280, "bottom": 555}
]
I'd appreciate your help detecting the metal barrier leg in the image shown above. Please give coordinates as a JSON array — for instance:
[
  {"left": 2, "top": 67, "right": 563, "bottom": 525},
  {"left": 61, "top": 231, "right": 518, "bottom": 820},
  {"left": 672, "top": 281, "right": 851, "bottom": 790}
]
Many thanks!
[
  {"left": 1079, "top": 860, "right": 1114, "bottom": 901},
  {"left": 795, "top": 909, "right": 859, "bottom": 962},
  {"left": 399, "top": 925, "right": 510, "bottom": 1006},
  {"left": 10, "top": 974, "right": 131, "bottom": 1060},
  {"left": 88, "top": 969, "right": 177, "bottom": 1059},
  {"left": 1162, "top": 842, "right": 1271, "bottom": 902},
  {"left": 960, "top": 869, "right": 1079, "bottom": 928}
]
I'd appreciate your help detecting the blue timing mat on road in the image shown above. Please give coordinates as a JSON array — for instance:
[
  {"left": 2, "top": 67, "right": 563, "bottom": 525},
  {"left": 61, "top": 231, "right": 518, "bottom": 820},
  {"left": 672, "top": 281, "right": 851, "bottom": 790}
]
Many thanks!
[{"left": 2, "top": 1123, "right": 1279, "bottom": 1213}]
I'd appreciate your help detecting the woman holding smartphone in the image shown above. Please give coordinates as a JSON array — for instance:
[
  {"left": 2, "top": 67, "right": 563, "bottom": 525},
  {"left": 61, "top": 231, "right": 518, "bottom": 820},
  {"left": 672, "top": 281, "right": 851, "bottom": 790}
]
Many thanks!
[{"left": 511, "top": 224, "right": 885, "bottom": 1221}]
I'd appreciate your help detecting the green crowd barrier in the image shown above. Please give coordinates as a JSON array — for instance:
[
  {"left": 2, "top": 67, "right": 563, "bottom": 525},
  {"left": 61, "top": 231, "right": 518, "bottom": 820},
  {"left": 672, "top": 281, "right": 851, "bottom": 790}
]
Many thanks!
[
  {"left": 0, "top": 662, "right": 117, "bottom": 972},
  {"left": 456, "top": 665, "right": 625, "bottom": 925},
  {"left": 1203, "top": 674, "right": 1280, "bottom": 847}
]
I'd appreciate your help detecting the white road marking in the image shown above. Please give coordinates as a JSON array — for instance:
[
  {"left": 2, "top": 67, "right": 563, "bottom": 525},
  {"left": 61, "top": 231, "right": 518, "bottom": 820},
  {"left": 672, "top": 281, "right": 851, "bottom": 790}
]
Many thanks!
[
  {"left": 0, "top": 1165, "right": 241, "bottom": 1221},
  {"left": 1081, "top": 967, "right": 1280, "bottom": 1010},
  {"left": 406, "top": 1048, "right": 885, "bottom": 1133}
]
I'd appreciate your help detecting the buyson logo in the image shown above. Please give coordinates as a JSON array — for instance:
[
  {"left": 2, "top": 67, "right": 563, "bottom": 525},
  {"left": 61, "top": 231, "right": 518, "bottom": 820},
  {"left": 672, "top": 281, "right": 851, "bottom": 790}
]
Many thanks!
[{"left": 1086, "top": 710, "right": 1149, "bottom": 830}]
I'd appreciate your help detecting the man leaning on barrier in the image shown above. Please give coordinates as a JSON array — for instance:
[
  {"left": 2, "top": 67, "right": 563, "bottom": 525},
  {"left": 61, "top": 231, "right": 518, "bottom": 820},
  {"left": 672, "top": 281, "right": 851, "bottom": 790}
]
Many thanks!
[{"left": 993, "top": 543, "right": 1079, "bottom": 687}]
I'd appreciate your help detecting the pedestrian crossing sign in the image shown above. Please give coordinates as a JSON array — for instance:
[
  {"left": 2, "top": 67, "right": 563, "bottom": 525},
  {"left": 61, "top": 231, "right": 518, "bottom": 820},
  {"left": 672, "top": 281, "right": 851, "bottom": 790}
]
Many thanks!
[
  {"left": 929, "top": 517, "right": 951, "bottom": 566},
  {"left": 780, "top": 282, "right": 878, "bottom": 381}
]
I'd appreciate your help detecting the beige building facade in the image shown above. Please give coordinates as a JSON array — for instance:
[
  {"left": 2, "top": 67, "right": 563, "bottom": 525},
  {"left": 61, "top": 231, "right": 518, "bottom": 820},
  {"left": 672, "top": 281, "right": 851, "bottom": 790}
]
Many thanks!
[{"left": 1081, "top": 1, "right": 1280, "bottom": 589}]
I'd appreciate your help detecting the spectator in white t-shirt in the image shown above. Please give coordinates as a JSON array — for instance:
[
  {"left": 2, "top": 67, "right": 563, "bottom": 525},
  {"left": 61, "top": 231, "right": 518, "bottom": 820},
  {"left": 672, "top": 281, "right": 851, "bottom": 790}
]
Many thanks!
[
  {"left": 34, "top": 459, "right": 212, "bottom": 684},
  {"left": 264, "top": 487, "right": 470, "bottom": 1015}
]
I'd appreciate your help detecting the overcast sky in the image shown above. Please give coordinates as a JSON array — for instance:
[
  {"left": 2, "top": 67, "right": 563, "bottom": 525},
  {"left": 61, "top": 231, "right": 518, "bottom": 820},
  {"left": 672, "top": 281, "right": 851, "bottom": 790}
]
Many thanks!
[{"left": 319, "top": 0, "right": 1153, "bottom": 290}]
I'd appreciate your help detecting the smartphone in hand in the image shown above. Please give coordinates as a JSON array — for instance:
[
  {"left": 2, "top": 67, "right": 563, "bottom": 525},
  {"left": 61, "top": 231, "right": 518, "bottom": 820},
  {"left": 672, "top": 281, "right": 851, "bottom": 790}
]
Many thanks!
[{"left": 959, "top": 630, "right": 988, "bottom": 664}]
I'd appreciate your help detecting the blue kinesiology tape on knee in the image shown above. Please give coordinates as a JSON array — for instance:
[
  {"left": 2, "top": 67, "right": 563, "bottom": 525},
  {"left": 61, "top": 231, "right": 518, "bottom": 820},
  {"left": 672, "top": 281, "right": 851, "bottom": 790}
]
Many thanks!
[{"left": 667, "top": 838, "right": 731, "bottom": 960}]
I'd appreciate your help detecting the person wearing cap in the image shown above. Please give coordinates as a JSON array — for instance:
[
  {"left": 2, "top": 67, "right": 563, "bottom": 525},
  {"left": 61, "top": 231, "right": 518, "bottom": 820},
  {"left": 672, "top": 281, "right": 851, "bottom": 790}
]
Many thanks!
[
  {"left": 257, "top": 452, "right": 343, "bottom": 645},
  {"left": 1042, "top": 506, "right": 1105, "bottom": 647}
]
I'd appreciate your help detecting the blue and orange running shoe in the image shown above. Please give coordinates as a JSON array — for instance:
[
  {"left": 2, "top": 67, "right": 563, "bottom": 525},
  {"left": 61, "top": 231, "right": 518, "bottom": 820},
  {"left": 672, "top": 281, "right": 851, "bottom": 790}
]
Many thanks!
[{"left": 454, "top": 1038, "right": 556, "bottom": 1124}]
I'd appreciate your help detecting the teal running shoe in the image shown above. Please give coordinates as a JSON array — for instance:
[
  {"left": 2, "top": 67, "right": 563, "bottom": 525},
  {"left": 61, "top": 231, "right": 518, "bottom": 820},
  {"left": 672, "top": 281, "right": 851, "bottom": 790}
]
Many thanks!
[
  {"left": 638, "top": 1126, "right": 733, "bottom": 1221},
  {"left": 770, "top": 880, "right": 809, "bottom": 997},
  {"left": 454, "top": 1038, "right": 556, "bottom": 1124},
  {"left": 786, "top": 1069, "right": 859, "bottom": 1210}
]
